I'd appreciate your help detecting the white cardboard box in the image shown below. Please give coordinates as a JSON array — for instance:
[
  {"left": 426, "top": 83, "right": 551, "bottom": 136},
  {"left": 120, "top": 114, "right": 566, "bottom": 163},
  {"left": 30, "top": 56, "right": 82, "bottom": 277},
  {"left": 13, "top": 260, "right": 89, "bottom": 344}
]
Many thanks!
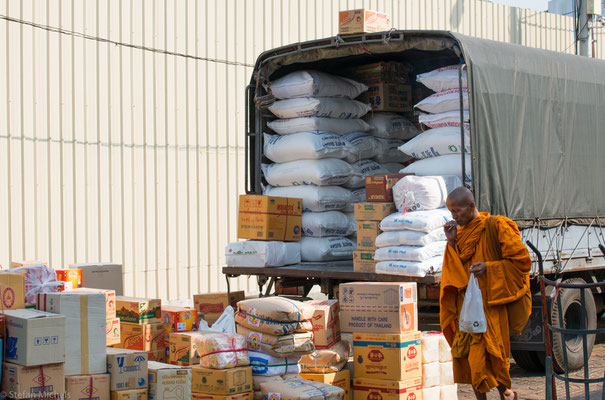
[{"left": 148, "top": 361, "right": 191, "bottom": 400}]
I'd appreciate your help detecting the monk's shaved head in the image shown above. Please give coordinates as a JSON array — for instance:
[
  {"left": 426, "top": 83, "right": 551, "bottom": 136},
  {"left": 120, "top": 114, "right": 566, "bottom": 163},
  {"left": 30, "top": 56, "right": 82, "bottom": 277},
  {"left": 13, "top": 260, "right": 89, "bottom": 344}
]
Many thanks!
[
  {"left": 446, "top": 186, "right": 479, "bottom": 226},
  {"left": 447, "top": 187, "right": 475, "bottom": 207}
]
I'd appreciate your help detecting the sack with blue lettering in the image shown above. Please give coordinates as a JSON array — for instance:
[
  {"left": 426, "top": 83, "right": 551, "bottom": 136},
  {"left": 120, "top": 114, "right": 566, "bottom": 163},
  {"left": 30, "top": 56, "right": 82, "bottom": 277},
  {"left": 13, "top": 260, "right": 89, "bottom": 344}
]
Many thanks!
[
  {"left": 235, "top": 297, "right": 315, "bottom": 335},
  {"left": 248, "top": 351, "right": 302, "bottom": 376},
  {"left": 260, "top": 377, "right": 345, "bottom": 400},
  {"left": 237, "top": 324, "right": 314, "bottom": 358}
]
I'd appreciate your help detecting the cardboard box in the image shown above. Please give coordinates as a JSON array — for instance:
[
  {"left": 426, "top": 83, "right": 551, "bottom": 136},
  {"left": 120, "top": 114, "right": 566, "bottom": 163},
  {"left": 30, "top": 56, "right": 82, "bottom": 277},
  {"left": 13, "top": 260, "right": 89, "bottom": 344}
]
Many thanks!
[
  {"left": 148, "top": 349, "right": 167, "bottom": 363},
  {"left": 358, "top": 83, "right": 412, "bottom": 112},
  {"left": 353, "top": 331, "right": 421, "bottom": 381},
  {"left": 106, "top": 348, "right": 148, "bottom": 391},
  {"left": 191, "top": 366, "right": 253, "bottom": 395},
  {"left": 116, "top": 297, "right": 161, "bottom": 324},
  {"left": 2, "top": 362, "right": 65, "bottom": 398},
  {"left": 107, "top": 318, "right": 121, "bottom": 346},
  {"left": 3, "top": 309, "right": 66, "bottom": 366},
  {"left": 365, "top": 174, "right": 411, "bottom": 203},
  {"left": 192, "top": 393, "right": 253, "bottom": 400},
  {"left": 0, "top": 273, "right": 26, "bottom": 310},
  {"left": 193, "top": 291, "right": 245, "bottom": 326},
  {"left": 118, "top": 322, "right": 166, "bottom": 352},
  {"left": 356, "top": 221, "right": 381, "bottom": 251},
  {"left": 68, "top": 288, "right": 117, "bottom": 319},
  {"left": 339, "top": 282, "right": 417, "bottom": 333},
  {"left": 353, "top": 203, "right": 396, "bottom": 221},
  {"left": 344, "top": 61, "right": 410, "bottom": 86},
  {"left": 70, "top": 263, "right": 124, "bottom": 296},
  {"left": 353, "top": 378, "right": 422, "bottom": 400},
  {"left": 237, "top": 195, "right": 302, "bottom": 242},
  {"left": 169, "top": 332, "right": 203, "bottom": 366},
  {"left": 306, "top": 300, "right": 340, "bottom": 349},
  {"left": 300, "top": 370, "right": 351, "bottom": 400},
  {"left": 111, "top": 389, "right": 148, "bottom": 400},
  {"left": 37, "top": 292, "right": 107, "bottom": 375},
  {"left": 338, "top": 9, "right": 391, "bottom": 34},
  {"left": 56, "top": 269, "right": 83, "bottom": 291},
  {"left": 353, "top": 251, "right": 377, "bottom": 273},
  {"left": 148, "top": 361, "right": 191, "bottom": 400},
  {"left": 161, "top": 307, "right": 198, "bottom": 333},
  {"left": 65, "top": 374, "right": 111, "bottom": 400}
]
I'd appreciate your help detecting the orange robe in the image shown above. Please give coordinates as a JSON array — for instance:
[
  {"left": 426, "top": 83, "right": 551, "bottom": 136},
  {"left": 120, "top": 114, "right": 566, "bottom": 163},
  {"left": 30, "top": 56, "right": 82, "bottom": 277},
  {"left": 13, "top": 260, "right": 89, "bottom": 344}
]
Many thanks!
[{"left": 439, "top": 213, "right": 531, "bottom": 393}]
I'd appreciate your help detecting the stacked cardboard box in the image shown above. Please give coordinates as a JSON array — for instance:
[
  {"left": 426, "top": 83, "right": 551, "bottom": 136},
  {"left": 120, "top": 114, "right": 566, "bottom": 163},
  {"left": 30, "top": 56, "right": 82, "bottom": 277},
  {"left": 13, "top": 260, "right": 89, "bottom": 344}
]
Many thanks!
[
  {"left": 69, "top": 263, "right": 124, "bottom": 296},
  {"left": 107, "top": 348, "right": 149, "bottom": 399},
  {"left": 168, "top": 332, "right": 203, "bottom": 366},
  {"left": 148, "top": 361, "right": 191, "bottom": 400},
  {"left": 67, "top": 287, "right": 120, "bottom": 346},
  {"left": 192, "top": 366, "right": 253, "bottom": 400}
]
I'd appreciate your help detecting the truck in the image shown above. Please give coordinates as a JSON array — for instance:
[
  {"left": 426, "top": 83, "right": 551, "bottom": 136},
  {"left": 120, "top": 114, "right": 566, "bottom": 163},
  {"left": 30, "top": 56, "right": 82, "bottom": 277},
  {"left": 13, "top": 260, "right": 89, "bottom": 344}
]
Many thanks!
[{"left": 223, "top": 30, "right": 605, "bottom": 373}]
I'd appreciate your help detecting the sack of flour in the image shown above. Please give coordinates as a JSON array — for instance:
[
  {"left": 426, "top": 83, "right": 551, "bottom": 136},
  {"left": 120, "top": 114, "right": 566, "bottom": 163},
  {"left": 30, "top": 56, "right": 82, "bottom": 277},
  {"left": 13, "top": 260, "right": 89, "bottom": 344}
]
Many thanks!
[
  {"left": 237, "top": 325, "right": 315, "bottom": 358},
  {"left": 393, "top": 175, "right": 462, "bottom": 213},
  {"left": 236, "top": 297, "right": 315, "bottom": 335},
  {"left": 374, "top": 137, "right": 412, "bottom": 163},
  {"left": 380, "top": 208, "right": 452, "bottom": 233},
  {"left": 249, "top": 351, "right": 302, "bottom": 376},
  {"left": 269, "top": 70, "right": 368, "bottom": 100},
  {"left": 299, "top": 341, "right": 351, "bottom": 373},
  {"left": 345, "top": 160, "right": 389, "bottom": 189},
  {"left": 364, "top": 113, "right": 420, "bottom": 140},
  {"left": 254, "top": 376, "right": 283, "bottom": 400},
  {"left": 416, "top": 65, "right": 467, "bottom": 92},
  {"left": 300, "top": 237, "right": 356, "bottom": 262},
  {"left": 262, "top": 159, "right": 353, "bottom": 187},
  {"left": 269, "top": 97, "right": 371, "bottom": 119},
  {"left": 195, "top": 333, "right": 249, "bottom": 369},
  {"left": 374, "top": 241, "right": 447, "bottom": 262},
  {"left": 400, "top": 155, "right": 472, "bottom": 184},
  {"left": 268, "top": 117, "right": 370, "bottom": 135},
  {"left": 375, "top": 228, "right": 446, "bottom": 248},
  {"left": 419, "top": 110, "right": 469, "bottom": 129},
  {"left": 225, "top": 241, "right": 301, "bottom": 267},
  {"left": 302, "top": 211, "right": 355, "bottom": 237},
  {"left": 399, "top": 126, "right": 470, "bottom": 159},
  {"left": 264, "top": 185, "right": 352, "bottom": 212},
  {"left": 415, "top": 88, "right": 469, "bottom": 114},
  {"left": 260, "top": 378, "right": 345, "bottom": 400},
  {"left": 375, "top": 256, "right": 443, "bottom": 277},
  {"left": 264, "top": 132, "right": 348, "bottom": 163},
  {"left": 341, "top": 132, "right": 381, "bottom": 163}
]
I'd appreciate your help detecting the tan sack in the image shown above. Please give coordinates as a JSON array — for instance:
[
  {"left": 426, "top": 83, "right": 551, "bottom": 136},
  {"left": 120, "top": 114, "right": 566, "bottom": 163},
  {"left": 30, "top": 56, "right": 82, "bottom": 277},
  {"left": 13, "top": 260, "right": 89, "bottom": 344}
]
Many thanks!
[
  {"left": 299, "top": 340, "right": 351, "bottom": 373},
  {"left": 194, "top": 333, "right": 249, "bottom": 369},
  {"left": 260, "top": 378, "right": 344, "bottom": 400},
  {"left": 237, "top": 324, "right": 315, "bottom": 357},
  {"left": 236, "top": 297, "right": 315, "bottom": 335}
]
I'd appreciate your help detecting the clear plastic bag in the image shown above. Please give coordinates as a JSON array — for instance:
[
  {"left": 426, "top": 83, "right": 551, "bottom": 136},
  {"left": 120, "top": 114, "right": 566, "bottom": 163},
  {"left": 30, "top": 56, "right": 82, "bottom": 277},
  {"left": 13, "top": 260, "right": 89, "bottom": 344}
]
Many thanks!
[
  {"left": 9, "top": 264, "right": 62, "bottom": 303},
  {"left": 195, "top": 332, "right": 249, "bottom": 369},
  {"left": 459, "top": 275, "right": 487, "bottom": 333}
]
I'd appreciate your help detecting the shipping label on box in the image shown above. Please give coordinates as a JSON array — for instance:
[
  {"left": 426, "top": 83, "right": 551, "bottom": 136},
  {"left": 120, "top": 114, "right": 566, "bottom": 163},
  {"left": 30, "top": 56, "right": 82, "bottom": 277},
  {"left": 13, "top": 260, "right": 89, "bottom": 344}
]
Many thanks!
[
  {"left": 148, "top": 361, "right": 191, "bottom": 400},
  {"left": 106, "top": 348, "right": 148, "bottom": 391},
  {"left": 3, "top": 309, "right": 66, "bottom": 366},
  {"left": 194, "top": 291, "right": 245, "bottom": 325},
  {"left": 162, "top": 307, "right": 198, "bottom": 333},
  {"left": 365, "top": 174, "right": 411, "bottom": 203},
  {"left": 0, "top": 273, "right": 26, "bottom": 310},
  {"left": 116, "top": 297, "right": 161, "bottom": 324},
  {"left": 339, "top": 282, "right": 417, "bottom": 333},
  {"left": 192, "top": 392, "right": 253, "bottom": 400},
  {"left": 148, "top": 349, "right": 168, "bottom": 363},
  {"left": 356, "top": 221, "right": 381, "bottom": 251},
  {"left": 56, "top": 269, "right": 83, "bottom": 291},
  {"left": 338, "top": 9, "right": 391, "bottom": 34},
  {"left": 358, "top": 83, "right": 412, "bottom": 113},
  {"left": 2, "top": 362, "right": 65, "bottom": 399},
  {"left": 70, "top": 263, "right": 124, "bottom": 296},
  {"left": 169, "top": 332, "right": 203, "bottom": 366},
  {"left": 107, "top": 318, "right": 121, "bottom": 346},
  {"left": 237, "top": 195, "right": 302, "bottom": 242},
  {"left": 111, "top": 389, "right": 148, "bottom": 400},
  {"left": 353, "top": 377, "right": 422, "bottom": 400},
  {"left": 119, "top": 322, "right": 166, "bottom": 352},
  {"left": 191, "top": 366, "right": 253, "bottom": 395},
  {"left": 65, "top": 374, "right": 111, "bottom": 400},
  {"left": 300, "top": 370, "right": 351, "bottom": 400},
  {"left": 354, "top": 203, "right": 396, "bottom": 221},
  {"left": 306, "top": 299, "right": 340, "bottom": 349},
  {"left": 68, "top": 288, "right": 117, "bottom": 319},
  {"left": 353, "top": 251, "right": 377, "bottom": 273},
  {"left": 353, "top": 332, "right": 421, "bottom": 381}
]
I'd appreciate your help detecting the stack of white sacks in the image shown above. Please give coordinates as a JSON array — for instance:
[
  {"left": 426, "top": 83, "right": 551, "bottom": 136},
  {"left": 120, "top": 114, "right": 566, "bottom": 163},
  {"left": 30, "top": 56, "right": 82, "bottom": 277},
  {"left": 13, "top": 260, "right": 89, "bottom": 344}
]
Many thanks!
[{"left": 421, "top": 332, "right": 457, "bottom": 400}]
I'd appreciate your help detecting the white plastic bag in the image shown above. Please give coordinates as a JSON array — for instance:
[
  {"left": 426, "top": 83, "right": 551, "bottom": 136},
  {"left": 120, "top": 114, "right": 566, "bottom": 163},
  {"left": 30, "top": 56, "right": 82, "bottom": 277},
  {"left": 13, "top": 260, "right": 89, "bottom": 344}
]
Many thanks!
[
  {"left": 374, "top": 241, "right": 446, "bottom": 262},
  {"left": 10, "top": 264, "right": 62, "bottom": 303},
  {"left": 248, "top": 351, "right": 302, "bottom": 376},
  {"left": 344, "top": 159, "right": 389, "bottom": 189},
  {"left": 401, "top": 155, "right": 472, "bottom": 184},
  {"left": 422, "top": 386, "right": 441, "bottom": 400},
  {"left": 264, "top": 185, "right": 352, "bottom": 212},
  {"left": 380, "top": 208, "right": 452, "bottom": 233},
  {"left": 415, "top": 88, "right": 469, "bottom": 114},
  {"left": 300, "top": 236, "right": 356, "bottom": 262},
  {"left": 459, "top": 275, "right": 487, "bottom": 333},
  {"left": 421, "top": 332, "right": 442, "bottom": 364},
  {"left": 364, "top": 113, "right": 420, "bottom": 139},
  {"left": 302, "top": 211, "right": 355, "bottom": 237},
  {"left": 374, "top": 137, "right": 412, "bottom": 163},
  {"left": 419, "top": 110, "right": 469, "bottom": 129},
  {"left": 198, "top": 305, "right": 237, "bottom": 333},
  {"left": 263, "top": 132, "right": 348, "bottom": 163},
  {"left": 375, "top": 228, "right": 446, "bottom": 248},
  {"left": 262, "top": 158, "right": 353, "bottom": 187},
  {"left": 417, "top": 65, "right": 467, "bottom": 92},
  {"left": 393, "top": 175, "right": 462, "bottom": 213},
  {"left": 439, "top": 334, "right": 453, "bottom": 362},
  {"left": 341, "top": 132, "right": 381, "bottom": 162},
  {"left": 267, "top": 117, "right": 370, "bottom": 135},
  {"left": 268, "top": 97, "right": 371, "bottom": 119},
  {"left": 374, "top": 256, "right": 443, "bottom": 277},
  {"left": 268, "top": 70, "right": 368, "bottom": 100},
  {"left": 399, "top": 126, "right": 471, "bottom": 159},
  {"left": 225, "top": 241, "right": 301, "bottom": 267}
]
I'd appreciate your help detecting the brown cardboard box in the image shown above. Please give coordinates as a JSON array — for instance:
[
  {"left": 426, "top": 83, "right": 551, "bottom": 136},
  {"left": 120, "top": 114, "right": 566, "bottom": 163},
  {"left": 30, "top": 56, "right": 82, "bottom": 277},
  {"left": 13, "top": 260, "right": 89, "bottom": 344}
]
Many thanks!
[
  {"left": 147, "top": 349, "right": 167, "bottom": 363},
  {"left": 353, "top": 377, "right": 422, "bottom": 400},
  {"left": 65, "top": 374, "right": 111, "bottom": 400},
  {"left": 111, "top": 389, "right": 148, "bottom": 400},
  {"left": 192, "top": 393, "right": 253, "bottom": 400},
  {"left": 148, "top": 361, "right": 191, "bottom": 400},
  {"left": 356, "top": 221, "right": 381, "bottom": 251},
  {"left": 353, "top": 251, "right": 377, "bottom": 273},
  {"left": 169, "top": 332, "right": 203, "bottom": 366},
  {"left": 237, "top": 195, "right": 302, "bottom": 242},
  {"left": 116, "top": 297, "right": 161, "bottom": 324},
  {"left": 107, "top": 318, "right": 121, "bottom": 346},
  {"left": 9, "top": 260, "right": 47, "bottom": 269},
  {"left": 118, "top": 322, "right": 166, "bottom": 351},
  {"left": 70, "top": 263, "right": 124, "bottom": 296},
  {"left": 300, "top": 370, "right": 351, "bottom": 400},
  {"left": 2, "top": 362, "right": 65, "bottom": 398},
  {"left": 306, "top": 300, "right": 340, "bottom": 349},
  {"left": 353, "top": 331, "right": 422, "bottom": 380},
  {"left": 194, "top": 291, "right": 245, "bottom": 325},
  {"left": 3, "top": 309, "right": 66, "bottom": 366},
  {"left": 339, "top": 282, "right": 417, "bottom": 333},
  {"left": 68, "top": 288, "right": 117, "bottom": 319},
  {"left": 338, "top": 9, "right": 391, "bottom": 34},
  {"left": 106, "top": 348, "right": 148, "bottom": 391},
  {"left": 343, "top": 61, "right": 410, "bottom": 86},
  {"left": 191, "top": 366, "right": 253, "bottom": 395},
  {"left": 0, "top": 273, "right": 26, "bottom": 310},
  {"left": 161, "top": 306, "right": 198, "bottom": 333},
  {"left": 365, "top": 174, "right": 411, "bottom": 203},
  {"left": 358, "top": 83, "right": 412, "bottom": 112},
  {"left": 353, "top": 203, "right": 396, "bottom": 221}
]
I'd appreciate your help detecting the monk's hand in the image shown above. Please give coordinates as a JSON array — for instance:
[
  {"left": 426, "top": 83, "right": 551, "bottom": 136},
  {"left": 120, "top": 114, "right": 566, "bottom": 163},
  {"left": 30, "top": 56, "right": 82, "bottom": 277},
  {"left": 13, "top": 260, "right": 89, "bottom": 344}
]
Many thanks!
[
  {"left": 470, "top": 262, "right": 487, "bottom": 277},
  {"left": 444, "top": 221, "right": 457, "bottom": 245}
]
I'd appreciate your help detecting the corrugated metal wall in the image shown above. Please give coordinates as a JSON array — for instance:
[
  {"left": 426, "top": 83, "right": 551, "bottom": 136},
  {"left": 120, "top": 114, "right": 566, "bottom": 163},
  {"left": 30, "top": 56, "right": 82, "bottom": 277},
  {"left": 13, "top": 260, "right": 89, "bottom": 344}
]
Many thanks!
[{"left": 1, "top": 0, "right": 603, "bottom": 299}]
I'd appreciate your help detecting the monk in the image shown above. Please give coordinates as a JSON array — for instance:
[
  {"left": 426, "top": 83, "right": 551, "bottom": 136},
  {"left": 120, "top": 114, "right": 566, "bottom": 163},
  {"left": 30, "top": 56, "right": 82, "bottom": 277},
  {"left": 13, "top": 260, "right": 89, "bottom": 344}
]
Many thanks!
[{"left": 440, "top": 187, "right": 532, "bottom": 400}]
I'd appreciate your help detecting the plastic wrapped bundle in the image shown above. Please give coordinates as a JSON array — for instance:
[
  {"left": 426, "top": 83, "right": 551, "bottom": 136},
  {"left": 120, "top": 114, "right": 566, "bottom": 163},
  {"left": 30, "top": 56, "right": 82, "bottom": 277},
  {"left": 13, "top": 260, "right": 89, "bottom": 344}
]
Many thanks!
[
  {"left": 236, "top": 297, "right": 316, "bottom": 335},
  {"left": 392, "top": 175, "right": 462, "bottom": 213},
  {"left": 248, "top": 351, "right": 302, "bottom": 376},
  {"left": 440, "top": 361, "right": 454, "bottom": 386},
  {"left": 440, "top": 384, "right": 458, "bottom": 400},
  {"left": 421, "top": 332, "right": 441, "bottom": 364},
  {"left": 422, "top": 362, "right": 440, "bottom": 388},
  {"left": 195, "top": 333, "right": 249, "bottom": 369},
  {"left": 260, "top": 377, "right": 345, "bottom": 400},
  {"left": 10, "top": 264, "right": 62, "bottom": 303},
  {"left": 422, "top": 386, "right": 441, "bottom": 400},
  {"left": 439, "top": 335, "right": 452, "bottom": 362},
  {"left": 237, "top": 325, "right": 315, "bottom": 357},
  {"left": 299, "top": 341, "right": 351, "bottom": 373}
]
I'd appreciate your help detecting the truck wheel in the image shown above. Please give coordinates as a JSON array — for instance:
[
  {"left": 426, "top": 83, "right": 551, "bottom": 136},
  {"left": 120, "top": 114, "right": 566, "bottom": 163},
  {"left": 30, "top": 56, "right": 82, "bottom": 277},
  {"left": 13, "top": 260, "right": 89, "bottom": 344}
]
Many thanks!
[
  {"left": 551, "top": 278, "right": 597, "bottom": 373},
  {"left": 511, "top": 350, "right": 544, "bottom": 372}
]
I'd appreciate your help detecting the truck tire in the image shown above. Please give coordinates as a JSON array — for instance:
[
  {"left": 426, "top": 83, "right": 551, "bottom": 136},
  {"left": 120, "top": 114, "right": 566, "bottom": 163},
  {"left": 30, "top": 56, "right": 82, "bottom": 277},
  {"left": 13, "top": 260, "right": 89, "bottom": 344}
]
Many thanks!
[
  {"left": 550, "top": 278, "right": 597, "bottom": 373},
  {"left": 511, "top": 350, "right": 544, "bottom": 372}
]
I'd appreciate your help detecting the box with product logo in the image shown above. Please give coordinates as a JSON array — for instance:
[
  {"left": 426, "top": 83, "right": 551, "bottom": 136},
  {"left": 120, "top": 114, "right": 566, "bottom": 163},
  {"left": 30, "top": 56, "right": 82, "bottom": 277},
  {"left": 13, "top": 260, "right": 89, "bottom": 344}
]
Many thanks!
[
  {"left": 107, "top": 318, "right": 121, "bottom": 346},
  {"left": 55, "top": 269, "right": 83, "bottom": 291},
  {"left": 356, "top": 221, "right": 381, "bottom": 251},
  {"left": 65, "top": 374, "right": 111, "bottom": 400},
  {"left": 147, "top": 361, "right": 191, "bottom": 400},
  {"left": 0, "top": 273, "right": 26, "bottom": 310},
  {"left": 353, "top": 203, "right": 396, "bottom": 221},
  {"left": 338, "top": 9, "right": 391, "bottom": 34},
  {"left": 118, "top": 322, "right": 166, "bottom": 352},
  {"left": 353, "top": 251, "right": 377, "bottom": 273},
  {"left": 106, "top": 348, "right": 148, "bottom": 391},
  {"left": 353, "top": 331, "right": 421, "bottom": 381},
  {"left": 191, "top": 366, "right": 253, "bottom": 395},
  {"left": 193, "top": 291, "right": 245, "bottom": 326},
  {"left": 365, "top": 174, "right": 411, "bottom": 203},
  {"left": 147, "top": 349, "right": 167, "bottom": 363},
  {"left": 2, "top": 362, "right": 65, "bottom": 399},
  {"left": 70, "top": 263, "right": 124, "bottom": 296},
  {"left": 161, "top": 306, "right": 198, "bottom": 333},
  {"left": 306, "top": 299, "right": 340, "bottom": 349},
  {"left": 192, "top": 393, "right": 253, "bottom": 400},
  {"left": 358, "top": 83, "right": 412, "bottom": 112},
  {"left": 111, "top": 389, "right": 148, "bottom": 400},
  {"left": 339, "top": 282, "right": 417, "bottom": 334},
  {"left": 237, "top": 195, "right": 302, "bottom": 242},
  {"left": 68, "top": 288, "right": 117, "bottom": 319},
  {"left": 169, "top": 332, "right": 203, "bottom": 366},
  {"left": 353, "top": 377, "right": 422, "bottom": 400},
  {"left": 300, "top": 370, "right": 351, "bottom": 400},
  {"left": 116, "top": 297, "right": 161, "bottom": 324}
]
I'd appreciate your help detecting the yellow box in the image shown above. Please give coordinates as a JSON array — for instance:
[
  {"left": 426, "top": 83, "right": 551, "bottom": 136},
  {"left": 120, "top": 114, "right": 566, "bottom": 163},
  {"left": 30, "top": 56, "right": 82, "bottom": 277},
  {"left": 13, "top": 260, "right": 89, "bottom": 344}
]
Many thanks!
[
  {"left": 162, "top": 306, "right": 198, "bottom": 333},
  {"left": 338, "top": 9, "right": 391, "bottom": 35},
  {"left": 116, "top": 297, "right": 161, "bottom": 324},
  {"left": 192, "top": 393, "right": 253, "bottom": 400},
  {"left": 106, "top": 318, "right": 121, "bottom": 346},
  {"left": 353, "top": 251, "right": 377, "bottom": 273},
  {"left": 191, "top": 366, "right": 253, "bottom": 395},
  {"left": 353, "top": 378, "right": 422, "bottom": 400},
  {"left": 0, "top": 273, "right": 26, "bottom": 310},
  {"left": 110, "top": 389, "right": 148, "bottom": 400},
  {"left": 169, "top": 332, "right": 203, "bottom": 366},
  {"left": 354, "top": 203, "right": 396, "bottom": 221},
  {"left": 353, "top": 331, "right": 422, "bottom": 381},
  {"left": 300, "top": 370, "right": 351, "bottom": 400},
  {"left": 118, "top": 322, "right": 166, "bottom": 351},
  {"left": 194, "top": 291, "right": 245, "bottom": 325},
  {"left": 237, "top": 195, "right": 302, "bottom": 242},
  {"left": 356, "top": 221, "right": 381, "bottom": 251}
]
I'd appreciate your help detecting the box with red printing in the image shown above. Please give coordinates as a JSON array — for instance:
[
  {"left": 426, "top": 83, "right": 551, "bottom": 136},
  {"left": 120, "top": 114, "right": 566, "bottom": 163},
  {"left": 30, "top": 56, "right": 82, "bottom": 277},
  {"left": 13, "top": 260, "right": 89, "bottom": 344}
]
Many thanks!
[{"left": 161, "top": 306, "right": 198, "bottom": 333}]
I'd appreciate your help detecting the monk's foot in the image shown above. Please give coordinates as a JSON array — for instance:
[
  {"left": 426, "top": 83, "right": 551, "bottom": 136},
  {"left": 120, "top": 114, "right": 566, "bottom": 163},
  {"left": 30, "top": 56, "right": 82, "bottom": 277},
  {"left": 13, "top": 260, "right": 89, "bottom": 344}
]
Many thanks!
[{"left": 502, "top": 389, "right": 516, "bottom": 400}]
